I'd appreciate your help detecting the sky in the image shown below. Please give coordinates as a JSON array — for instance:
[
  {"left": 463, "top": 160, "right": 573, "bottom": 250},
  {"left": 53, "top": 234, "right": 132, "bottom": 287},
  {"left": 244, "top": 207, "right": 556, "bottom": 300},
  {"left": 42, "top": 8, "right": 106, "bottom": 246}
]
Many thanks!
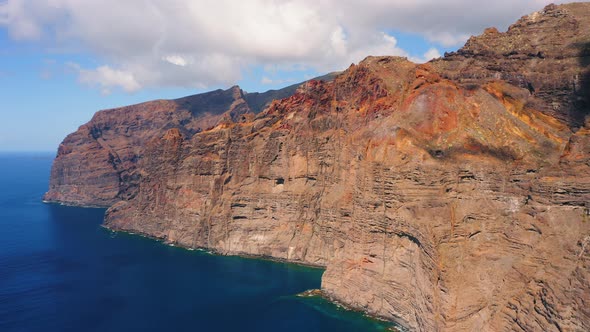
[{"left": 0, "top": 0, "right": 576, "bottom": 152}]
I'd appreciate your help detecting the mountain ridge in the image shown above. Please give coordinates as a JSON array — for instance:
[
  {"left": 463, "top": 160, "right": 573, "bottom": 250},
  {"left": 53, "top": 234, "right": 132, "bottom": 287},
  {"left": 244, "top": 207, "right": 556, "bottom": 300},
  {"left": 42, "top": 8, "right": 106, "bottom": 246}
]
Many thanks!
[
  {"left": 44, "top": 74, "right": 336, "bottom": 206},
  {"left": 45, "top": 3, "right": 590, "bottom": 331}
]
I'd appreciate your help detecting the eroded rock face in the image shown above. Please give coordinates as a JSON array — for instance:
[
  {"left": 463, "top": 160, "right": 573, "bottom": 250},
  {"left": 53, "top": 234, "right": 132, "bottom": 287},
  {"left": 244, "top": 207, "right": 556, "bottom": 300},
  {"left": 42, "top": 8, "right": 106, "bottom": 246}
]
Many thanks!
[
  {"left": 432, "top": 2, "right": 590, "bottom": 128},
  {"left": 43, "top": 82, "right": 317, "bottom": 206},
  {"left": 46, "top": 3, "right": 590, "bottom": 331}
]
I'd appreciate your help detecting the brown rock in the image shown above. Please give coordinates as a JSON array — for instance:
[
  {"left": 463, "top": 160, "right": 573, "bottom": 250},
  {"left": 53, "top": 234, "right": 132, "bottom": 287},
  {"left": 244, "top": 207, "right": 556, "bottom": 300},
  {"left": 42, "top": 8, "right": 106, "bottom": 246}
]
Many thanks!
[
  {"left": 47, "top": 3, "right": 590, "bottom": 331},
  {"left": 43, "top": 79, "right": 333, "bottom": 206},
  {"left": 433, "top": 2, "right": 590, "bottom": 128}
]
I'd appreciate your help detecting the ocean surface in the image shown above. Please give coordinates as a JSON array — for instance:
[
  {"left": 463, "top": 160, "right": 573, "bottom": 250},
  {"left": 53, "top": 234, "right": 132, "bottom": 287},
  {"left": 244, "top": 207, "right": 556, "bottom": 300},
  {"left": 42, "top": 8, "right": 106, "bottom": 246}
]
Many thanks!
[{"left": 0, "top": 152, "right": 392, "bottom": 332}]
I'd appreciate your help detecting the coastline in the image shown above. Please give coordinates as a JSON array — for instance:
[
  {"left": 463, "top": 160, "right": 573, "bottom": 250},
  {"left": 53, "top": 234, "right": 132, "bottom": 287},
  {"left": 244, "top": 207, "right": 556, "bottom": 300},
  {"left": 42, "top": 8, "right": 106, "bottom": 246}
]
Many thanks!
[
  {"left": 297, "top": 290, "right": 408, "bottom": 332},
  {"left": 101, "top": 222, "right": 328, "bottom": 270},
  {"left": 98, "top": 210, "right": 408, "bottom": 331},
  {"left": 44, "top": 199, "right": 326, "bottom": 268},
  {"left": 44, "top": 198, "right": 409, "bottom": 330},
  {"left": 42, "top": 199, "right": 111, "bottom": 209}
]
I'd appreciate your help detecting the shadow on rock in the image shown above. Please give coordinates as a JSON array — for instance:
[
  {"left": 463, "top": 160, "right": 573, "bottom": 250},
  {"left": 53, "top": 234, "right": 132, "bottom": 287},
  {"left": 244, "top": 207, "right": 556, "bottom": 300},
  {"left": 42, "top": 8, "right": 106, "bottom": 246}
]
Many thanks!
[{"left": 575, "top": 41, "right": 590, "bottom": 127}]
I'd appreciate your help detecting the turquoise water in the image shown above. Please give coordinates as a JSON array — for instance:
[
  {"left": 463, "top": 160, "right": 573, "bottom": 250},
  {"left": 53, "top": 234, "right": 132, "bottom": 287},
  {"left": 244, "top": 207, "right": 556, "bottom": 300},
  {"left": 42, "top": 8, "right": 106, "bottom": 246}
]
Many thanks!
[{"left": 0, "top": 152, "right": 392, "bottom": 332}]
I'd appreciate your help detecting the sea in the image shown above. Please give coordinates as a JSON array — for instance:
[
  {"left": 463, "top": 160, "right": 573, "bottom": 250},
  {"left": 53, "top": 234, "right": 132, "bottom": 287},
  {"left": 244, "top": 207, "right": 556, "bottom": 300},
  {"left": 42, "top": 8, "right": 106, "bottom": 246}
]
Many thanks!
[{"left": 0, "top": 152, "right": 393, "bottom": 332}]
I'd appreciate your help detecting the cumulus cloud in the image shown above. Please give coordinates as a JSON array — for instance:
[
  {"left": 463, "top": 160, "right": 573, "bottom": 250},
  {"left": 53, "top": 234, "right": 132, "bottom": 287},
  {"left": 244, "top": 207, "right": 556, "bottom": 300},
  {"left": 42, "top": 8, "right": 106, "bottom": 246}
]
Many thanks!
[
  {"left": 78, "top": 65, "right": 141, "bottom": 94},
  {"left": 0, "top": 0, "right": 575, "bottom": 92},
  {"left": 423, "top": 48, "right": 442, "bottom": 61}
]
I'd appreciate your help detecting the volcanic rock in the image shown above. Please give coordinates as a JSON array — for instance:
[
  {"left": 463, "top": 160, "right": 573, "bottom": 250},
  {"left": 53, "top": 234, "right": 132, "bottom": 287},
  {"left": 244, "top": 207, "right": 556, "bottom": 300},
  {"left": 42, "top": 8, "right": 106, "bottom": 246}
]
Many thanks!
[{"left": 46, "top": 3, "right": 590, "bottom": 331}]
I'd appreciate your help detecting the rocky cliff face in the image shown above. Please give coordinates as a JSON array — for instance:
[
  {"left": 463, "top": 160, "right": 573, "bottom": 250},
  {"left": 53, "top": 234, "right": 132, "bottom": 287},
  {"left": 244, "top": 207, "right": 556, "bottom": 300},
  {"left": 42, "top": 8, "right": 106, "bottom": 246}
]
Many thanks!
[
  {"left": 43, "top": 80, "right": 330, "bottom": 206},
  {"left": 432, "top": 3, "right": 590, "bottom": 129},
  {"left": 43, "top": 86, "right": 250, "bottom": 206},
  {"left": 46, "top": 3, "right": 590, "bottom": 331}
]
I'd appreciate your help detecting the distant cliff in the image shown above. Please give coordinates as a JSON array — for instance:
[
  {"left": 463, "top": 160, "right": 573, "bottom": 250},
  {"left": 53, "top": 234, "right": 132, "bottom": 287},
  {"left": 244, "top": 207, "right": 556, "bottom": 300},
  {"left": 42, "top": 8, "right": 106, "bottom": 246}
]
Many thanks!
[
  {"left": 46, "top": 3, "right": 590, "bottom": 331},
  {"left": 43, "top": 76, "right": 335, "bottom": 207}
]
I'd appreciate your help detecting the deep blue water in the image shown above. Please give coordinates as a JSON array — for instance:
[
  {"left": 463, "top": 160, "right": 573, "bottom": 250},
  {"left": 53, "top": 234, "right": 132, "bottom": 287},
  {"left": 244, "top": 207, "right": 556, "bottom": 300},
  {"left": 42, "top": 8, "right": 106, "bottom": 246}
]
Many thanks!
[{"left": 0, "top": 153, "right": 391, "bottom": 332}]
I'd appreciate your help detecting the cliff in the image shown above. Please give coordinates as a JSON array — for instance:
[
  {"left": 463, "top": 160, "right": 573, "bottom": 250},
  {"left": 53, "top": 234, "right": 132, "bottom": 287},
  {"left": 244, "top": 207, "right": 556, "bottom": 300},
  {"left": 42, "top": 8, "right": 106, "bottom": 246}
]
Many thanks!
[
  {"left": 45, "top": 3, "right": 590, "bottom": 331},
  {"left": 44, "top": 78, "right": 334, "bottom": 206}
]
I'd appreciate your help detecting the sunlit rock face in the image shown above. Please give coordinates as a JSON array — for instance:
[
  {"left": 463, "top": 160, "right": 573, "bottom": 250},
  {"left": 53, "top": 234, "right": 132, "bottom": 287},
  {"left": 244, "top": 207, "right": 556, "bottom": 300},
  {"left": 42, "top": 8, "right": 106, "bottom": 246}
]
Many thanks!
[{"left": 47, "top": 3, "right": 590, "bottom": 331}]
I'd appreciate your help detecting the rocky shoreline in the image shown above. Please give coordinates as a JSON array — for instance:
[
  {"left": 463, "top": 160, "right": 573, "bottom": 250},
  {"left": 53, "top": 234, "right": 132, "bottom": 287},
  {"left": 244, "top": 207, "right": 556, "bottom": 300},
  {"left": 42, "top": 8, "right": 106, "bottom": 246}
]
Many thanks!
[{"left": 45, "top": 3, "right": 590, "bottom": 331}]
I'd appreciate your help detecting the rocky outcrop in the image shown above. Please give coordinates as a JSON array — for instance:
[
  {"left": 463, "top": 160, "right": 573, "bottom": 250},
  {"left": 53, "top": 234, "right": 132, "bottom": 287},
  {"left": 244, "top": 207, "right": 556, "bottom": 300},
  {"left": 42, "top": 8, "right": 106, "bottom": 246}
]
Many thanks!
[
  {"left": 432, "top": 3, "right": 590, "bottom": 128},
  {"left": 43, "top": 86, "right": 249, "bottom": 206},
  {"left": 46, "top": 3, "right": 590, "bottom": 331},
  {"left": 43, "top": 79, "right": 334, "bottom": 206}
]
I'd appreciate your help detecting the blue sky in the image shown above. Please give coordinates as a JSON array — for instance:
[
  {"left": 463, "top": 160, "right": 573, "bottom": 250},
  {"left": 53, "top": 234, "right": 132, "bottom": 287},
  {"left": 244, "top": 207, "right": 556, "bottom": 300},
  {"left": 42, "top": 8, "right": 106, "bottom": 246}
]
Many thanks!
[{"left": 0, "top": 0, "right": 567, "bottom": 152}]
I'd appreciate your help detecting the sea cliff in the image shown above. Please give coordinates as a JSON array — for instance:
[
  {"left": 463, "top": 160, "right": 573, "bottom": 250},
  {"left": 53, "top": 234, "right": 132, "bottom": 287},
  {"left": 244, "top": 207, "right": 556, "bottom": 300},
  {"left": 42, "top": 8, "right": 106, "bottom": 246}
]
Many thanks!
[{"left": 45, "top": 3, "right": 590, "bottom": 331}]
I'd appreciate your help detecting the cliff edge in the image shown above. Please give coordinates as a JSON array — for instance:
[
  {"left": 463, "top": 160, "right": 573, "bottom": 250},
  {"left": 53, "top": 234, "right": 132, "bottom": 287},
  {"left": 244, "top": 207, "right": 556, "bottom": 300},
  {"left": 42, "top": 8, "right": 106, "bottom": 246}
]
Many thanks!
[{"left": 46, "top": 3, "right": 590, "bottom": 331}]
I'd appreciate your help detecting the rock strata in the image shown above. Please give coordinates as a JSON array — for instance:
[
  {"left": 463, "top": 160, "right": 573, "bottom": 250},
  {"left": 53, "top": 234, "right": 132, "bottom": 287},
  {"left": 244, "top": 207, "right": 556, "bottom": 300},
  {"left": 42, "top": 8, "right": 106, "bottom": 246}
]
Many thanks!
[
  {"left": 44, "top": 80, "right": 331, "bottom": 206},
  {"left": 46, "top": 3, "right": 590, "bottom": 331}
]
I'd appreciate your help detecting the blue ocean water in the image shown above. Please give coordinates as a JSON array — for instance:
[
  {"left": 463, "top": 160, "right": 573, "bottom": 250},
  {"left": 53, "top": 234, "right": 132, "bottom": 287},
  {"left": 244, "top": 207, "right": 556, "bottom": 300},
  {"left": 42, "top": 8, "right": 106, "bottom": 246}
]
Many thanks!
[{"left": 0, "top": 153, "right": 392, "bottom": 332}]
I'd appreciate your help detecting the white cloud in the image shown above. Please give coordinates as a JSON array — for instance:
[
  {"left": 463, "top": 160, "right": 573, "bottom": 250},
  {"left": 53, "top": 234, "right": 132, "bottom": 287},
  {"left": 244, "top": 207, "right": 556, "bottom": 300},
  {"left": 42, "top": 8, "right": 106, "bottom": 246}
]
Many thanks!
[
  {"left": 0, "top": 0, "right": 576, "bottom": 91},
  {"left": 423, "top": 48, "right": 442, "bottom": 61},
  {"left": 78, "top": 65, "right": 141, "bottom": 94},
  {"left": 163, "top": 55, "right": 188, "bottom": 67},
  {"left": 330, "top": 26, "right": 348, "bottom": 57}
]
